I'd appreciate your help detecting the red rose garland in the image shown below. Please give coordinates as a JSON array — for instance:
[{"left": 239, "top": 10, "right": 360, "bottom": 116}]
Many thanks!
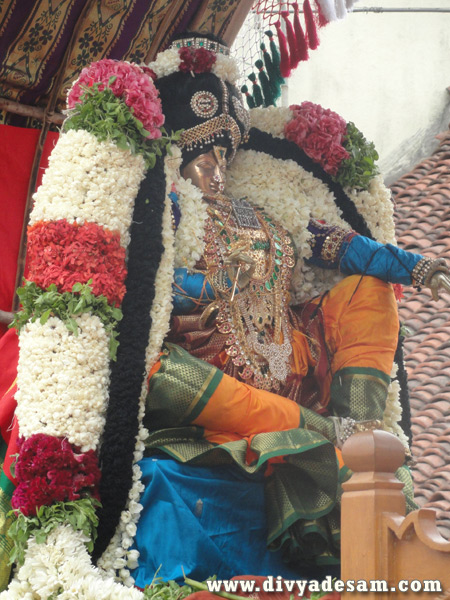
[
  {"left": 12, "top": 434, "right": 101, "bottom": 517},
  {"left": 284, "top": 101, "right": 350, "bottom": 176},
  {"left": 27, "top": 220, "right": 127, "bottom": 306}
]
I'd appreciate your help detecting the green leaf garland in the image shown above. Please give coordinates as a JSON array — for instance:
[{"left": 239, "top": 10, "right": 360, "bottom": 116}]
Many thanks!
[
  {"left": 334, "top": 122, "right": 380, "bottom": 191},
  {"left": 11, "top": 281, "right": 123, "bottom": 360},
  {"left": 63, "top": 85, "right": 181, "bottom": 168},
  {"left": 8, "top": 498, "right": 100, "bottom": 566}
]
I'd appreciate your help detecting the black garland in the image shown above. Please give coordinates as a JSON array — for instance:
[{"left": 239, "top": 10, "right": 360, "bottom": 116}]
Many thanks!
[
  {"left": 93, "top": 158, "right": 166, "bottom": 561},
  {"left": 394, "top": 329, "right": 413, "bottom": 446},
  {"left": 242, "top": 128, "right": 374, "bottom": 239}
]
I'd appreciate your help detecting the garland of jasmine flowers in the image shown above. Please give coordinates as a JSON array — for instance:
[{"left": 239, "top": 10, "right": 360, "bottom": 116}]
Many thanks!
[
  {"left": 96, "top": 148, "right": 179, "bottom": 583},
  {"left": 1, "top": 58, "right": 173, "bottom": 599},
  {"left": 242, "top": 127, "right": 374, "bottom": 240},
  {"left": 93, "top": 158, "right": 166, "bottom": 566}
]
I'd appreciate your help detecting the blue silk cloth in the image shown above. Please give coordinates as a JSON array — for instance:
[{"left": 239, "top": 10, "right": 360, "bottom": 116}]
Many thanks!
[
  {"left": 131, "top": 456, "right": 338, "bottom": 586},
  {"left": 338, "top": 237, "right": 422, "bottom": 284}
]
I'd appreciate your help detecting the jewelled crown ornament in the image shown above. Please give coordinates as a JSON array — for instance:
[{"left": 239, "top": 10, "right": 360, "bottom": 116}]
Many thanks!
[
  {"left": 149, "top": 32, "right": 250, "bottom": 166},
  {"left": 171, "top": 34, "right": 230, "bottom": 55}
]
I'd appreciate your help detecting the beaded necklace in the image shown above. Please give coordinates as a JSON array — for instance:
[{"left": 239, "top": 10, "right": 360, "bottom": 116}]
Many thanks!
[{"left": 203, "top": 194, "right": 295, "bottom": 391}]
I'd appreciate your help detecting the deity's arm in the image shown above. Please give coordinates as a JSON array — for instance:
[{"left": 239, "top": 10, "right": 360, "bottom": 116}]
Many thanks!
[
  {"left": 306, "top": 218, "right": 448, "bottom": 290},
  {"left": 172, "top": 268, "right": 215, "bottom": 314}
]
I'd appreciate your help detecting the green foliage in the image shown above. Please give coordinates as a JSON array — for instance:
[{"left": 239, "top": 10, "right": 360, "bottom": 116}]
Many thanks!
[
  {"left": 142, "top": 573, "right": 335, "bottom": 600},
  {"left": 334, "top": 122, "right": 380, "bottom": 191},
  {"left": 143, "top": 577, "right": 201, "bottom": 600},
  {"left": 11, "top": 280, "right": 123, "bottom": 359},
  {"left": 8, "top": 498, "right": 100, "bottom": 566},
  {"left": 63, "top": 85, "right": 180, "bottom": 168}
]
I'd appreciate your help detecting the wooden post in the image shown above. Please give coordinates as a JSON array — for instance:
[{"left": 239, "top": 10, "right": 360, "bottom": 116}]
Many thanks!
[
  {"left": 0, "top": 98, "right": 64, "bottom": 124},
  {"left": 341, "top": 430, "right": 406, "bottom": 598},
  {"left": 0, "top": 310, "right": 14, "bottom": 325}
]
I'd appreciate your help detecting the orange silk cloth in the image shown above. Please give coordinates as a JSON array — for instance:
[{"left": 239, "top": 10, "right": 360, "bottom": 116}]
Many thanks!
[
  {"left": 158, "top": 275, "right": 398, "bottom": 458},
  {"left": 300, "top": 274, "right": 399, "bottom": 402}
]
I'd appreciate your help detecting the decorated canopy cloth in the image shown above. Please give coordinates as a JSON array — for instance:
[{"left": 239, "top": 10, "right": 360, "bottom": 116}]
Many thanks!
[{"left": 0, "top": 0, "right": 249, "bottom": 125}]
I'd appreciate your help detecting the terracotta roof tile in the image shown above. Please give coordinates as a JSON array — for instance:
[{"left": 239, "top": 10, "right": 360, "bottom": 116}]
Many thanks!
[{"left": 392, "top": 126, "right": 450, "bottom": 536}]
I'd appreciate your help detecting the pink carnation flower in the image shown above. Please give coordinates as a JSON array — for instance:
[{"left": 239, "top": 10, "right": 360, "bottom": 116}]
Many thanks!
[
  {"left": 67, "top": 59, "right": 164, "bottom": 139},
  {"left": 284, "top": 101, "right": 349, "bottom": 175}
]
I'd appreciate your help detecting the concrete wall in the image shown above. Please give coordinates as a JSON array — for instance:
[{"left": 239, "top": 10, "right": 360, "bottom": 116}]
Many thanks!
[{"left": 283, "top": 0, "right": 450, "bottom": 183}]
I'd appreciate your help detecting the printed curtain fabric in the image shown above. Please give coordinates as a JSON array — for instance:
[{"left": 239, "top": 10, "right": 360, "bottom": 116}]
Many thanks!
[{"left": 0, "top": 0, "right": 246, "bottom": 125}]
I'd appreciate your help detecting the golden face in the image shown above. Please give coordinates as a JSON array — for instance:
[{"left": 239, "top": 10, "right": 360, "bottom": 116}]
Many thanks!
[{"left": 181, "top": 147, "right": 227, "bottom": 196}]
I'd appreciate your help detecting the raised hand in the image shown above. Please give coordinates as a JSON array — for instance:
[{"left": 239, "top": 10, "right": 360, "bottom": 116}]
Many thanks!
[{"left": 428, "top": 269, "right": 450, "bottom": 301}]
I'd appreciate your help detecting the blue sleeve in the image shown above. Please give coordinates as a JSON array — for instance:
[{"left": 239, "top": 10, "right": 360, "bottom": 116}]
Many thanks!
[
  {"left": 340, "top": 236, "right": 423, "bottom": 284},
  {"left": 172, "top": 268, "right": 215, "bottom": 315}
]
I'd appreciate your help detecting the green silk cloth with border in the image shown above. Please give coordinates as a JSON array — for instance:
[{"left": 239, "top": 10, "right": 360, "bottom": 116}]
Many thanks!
[{"left": 143, "top": 343, "right": 350, "bottom": 567}]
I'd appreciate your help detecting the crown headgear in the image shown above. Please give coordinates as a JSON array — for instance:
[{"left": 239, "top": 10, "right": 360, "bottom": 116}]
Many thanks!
[{"left": 150, "top": 33, "right": 249, "bottom": 165}]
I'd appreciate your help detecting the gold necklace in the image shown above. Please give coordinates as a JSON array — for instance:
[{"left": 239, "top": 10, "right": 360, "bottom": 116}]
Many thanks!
[{"left": 204, "top": 196, "right": 295, "bottom": 391}]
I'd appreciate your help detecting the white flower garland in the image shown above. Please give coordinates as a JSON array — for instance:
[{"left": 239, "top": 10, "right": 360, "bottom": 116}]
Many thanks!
[
  {"left": 346, "top": 174, "right": 396, "bottom": 245},
  {"left": 148, "top": 47, "right": 240, "bottom": 84},
  {"left": 246, "top": 107, "right": 397, "bottom": 244},
  {"left": 0, "top": 525, "right": 143, "bottom": 600},
  {"left": 97, "top": 148, "right": 178, "bottom": 586},
  {"left": 173, "top": 156, "right": 208, "bottom": 270},
  {"left": 144, "top": 153, "right": 177, "bottom": 379},
  {"left": 384, "top": 363, "right": 409, "bottom": 451},
  {"left": 29, "top": 129, "right": 146, "bottom": 247},
  {"left": 15, "top": 314, "right": 110, "bottom": 452},
  {"left": 249, "top": 105, "right": 292, "bottom": 139}
]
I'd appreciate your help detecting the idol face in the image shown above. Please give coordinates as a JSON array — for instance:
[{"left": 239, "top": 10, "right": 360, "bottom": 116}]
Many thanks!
[{"left": 181, "top": 147, "right": 227, "bottom": 196}]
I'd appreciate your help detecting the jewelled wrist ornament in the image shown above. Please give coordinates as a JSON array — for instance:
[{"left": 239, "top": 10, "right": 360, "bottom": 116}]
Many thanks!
[
  {"left": 412, "top": 257, "right": 448, "bottom": 288},
  {"left": 332, "top": 416, "right": 383, "bottom": 449},
  {"left": 307, "top": 218, "right": 357, "bottom": 268}
]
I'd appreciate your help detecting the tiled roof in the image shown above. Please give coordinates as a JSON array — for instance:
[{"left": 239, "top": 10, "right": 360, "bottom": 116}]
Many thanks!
[{"left": 392, "top": 126, "right": 450, "bottom": 539}]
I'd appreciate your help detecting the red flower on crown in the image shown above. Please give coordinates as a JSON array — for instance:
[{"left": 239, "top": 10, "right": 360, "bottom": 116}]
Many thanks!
[{"left": 179, "top": 47, "right": 217, "bottom": 74}]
